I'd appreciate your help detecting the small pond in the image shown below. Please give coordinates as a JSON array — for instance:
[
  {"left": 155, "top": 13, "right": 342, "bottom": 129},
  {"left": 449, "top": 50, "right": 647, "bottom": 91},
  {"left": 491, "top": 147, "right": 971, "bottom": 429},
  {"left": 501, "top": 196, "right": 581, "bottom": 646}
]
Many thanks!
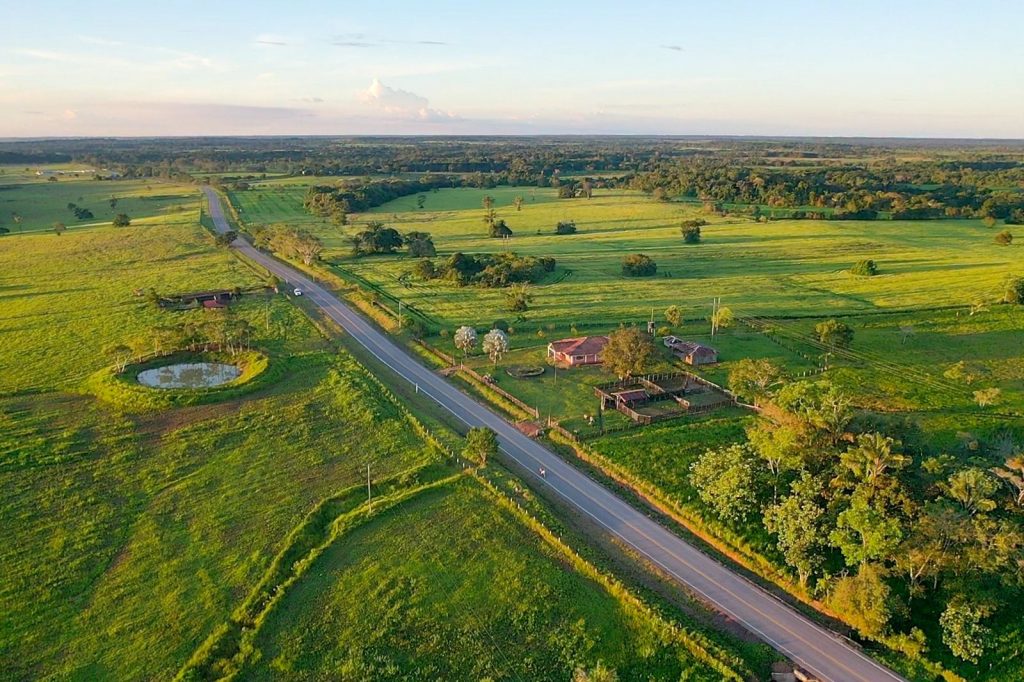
[{"left": 137, "top": 362, "right": 242, "bottom": 389}]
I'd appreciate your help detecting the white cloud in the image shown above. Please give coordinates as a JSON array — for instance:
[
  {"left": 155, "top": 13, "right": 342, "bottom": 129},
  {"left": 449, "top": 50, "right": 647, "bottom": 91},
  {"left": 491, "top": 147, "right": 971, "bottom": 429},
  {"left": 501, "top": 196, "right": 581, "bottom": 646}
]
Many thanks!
[{"left": 357, "top": 78, "right": 455, "bottom": 120}]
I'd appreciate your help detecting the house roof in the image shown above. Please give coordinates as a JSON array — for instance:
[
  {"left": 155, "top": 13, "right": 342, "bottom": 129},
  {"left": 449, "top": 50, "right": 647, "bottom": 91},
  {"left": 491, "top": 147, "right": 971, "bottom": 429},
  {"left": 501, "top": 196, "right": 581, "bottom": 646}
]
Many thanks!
[
  {"left": 663, "top": 336, "right": 716, "bottom": 356},
  {"left": 548, "top": 336, "right": 609, "bottom": 356}
]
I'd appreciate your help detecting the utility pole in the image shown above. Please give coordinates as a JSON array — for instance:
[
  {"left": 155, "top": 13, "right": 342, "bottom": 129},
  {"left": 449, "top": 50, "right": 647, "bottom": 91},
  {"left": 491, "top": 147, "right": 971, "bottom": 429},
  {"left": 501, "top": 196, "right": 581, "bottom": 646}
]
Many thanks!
[
  {"left": 710, "top": 297, "right": 718, "bottom": 336},
  {"left": 398, "top": 300, "right": 403, "bottom": 330},
  {"left": 366, "top": 463, "right": 372, "bottom": 509}
]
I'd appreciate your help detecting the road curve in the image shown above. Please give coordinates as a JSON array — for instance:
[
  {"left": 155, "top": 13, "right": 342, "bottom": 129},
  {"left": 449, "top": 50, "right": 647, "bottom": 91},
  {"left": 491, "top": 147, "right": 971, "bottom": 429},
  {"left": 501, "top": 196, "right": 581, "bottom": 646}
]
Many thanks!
[{"left": 203, "top": 187, "right": 905, "bottom": 682}]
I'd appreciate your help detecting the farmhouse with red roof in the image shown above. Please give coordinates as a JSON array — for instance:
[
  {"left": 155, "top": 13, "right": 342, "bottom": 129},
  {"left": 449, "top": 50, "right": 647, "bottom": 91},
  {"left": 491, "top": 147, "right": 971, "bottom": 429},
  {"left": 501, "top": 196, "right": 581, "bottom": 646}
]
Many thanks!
[{"left": 547, "top": 336, "right": 609, "bottom": 366}]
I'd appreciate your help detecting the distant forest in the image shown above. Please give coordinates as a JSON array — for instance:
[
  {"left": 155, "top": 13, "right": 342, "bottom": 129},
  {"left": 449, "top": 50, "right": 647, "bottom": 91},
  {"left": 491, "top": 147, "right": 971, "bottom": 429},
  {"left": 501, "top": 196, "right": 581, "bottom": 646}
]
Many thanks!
[{"left": 3, "top": 136, "right": 1023, "bottom": 221}]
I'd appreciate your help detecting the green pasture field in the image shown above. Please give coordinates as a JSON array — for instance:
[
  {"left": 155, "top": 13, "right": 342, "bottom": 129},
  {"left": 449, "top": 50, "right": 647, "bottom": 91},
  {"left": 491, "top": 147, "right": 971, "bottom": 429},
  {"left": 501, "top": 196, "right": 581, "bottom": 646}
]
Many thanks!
[
  {"left": 307, "top": 188, "right": 1020, "bottom": 331},
  {"left": 241, "top": 476, "right": 731, "bottom": 681},
  {"left": 0, "top": 215, "right": 272, "bottom": 394},
  {"left": 0, "top": 182, "right": 757, "bottom": 681},
  {"left": 0, "top": 169, "right": 199, "bottom": 234}
]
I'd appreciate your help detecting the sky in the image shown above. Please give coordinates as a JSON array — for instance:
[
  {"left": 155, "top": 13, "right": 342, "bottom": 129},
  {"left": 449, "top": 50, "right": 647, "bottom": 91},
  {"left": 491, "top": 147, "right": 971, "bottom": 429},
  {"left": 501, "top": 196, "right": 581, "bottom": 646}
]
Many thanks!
[{"left": 2, "top": 0, "right": 1022, "bottom": 138}]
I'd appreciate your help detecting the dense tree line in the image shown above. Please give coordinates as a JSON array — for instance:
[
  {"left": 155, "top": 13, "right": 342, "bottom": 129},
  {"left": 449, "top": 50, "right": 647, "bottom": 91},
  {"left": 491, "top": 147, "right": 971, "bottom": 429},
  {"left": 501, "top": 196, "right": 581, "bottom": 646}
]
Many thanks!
[
  {"left": 630, "top": 159, "right": 1024, "bottom": 219},
  {"left": 695, "top": 366, "right": 1024, "bottom": 666}
]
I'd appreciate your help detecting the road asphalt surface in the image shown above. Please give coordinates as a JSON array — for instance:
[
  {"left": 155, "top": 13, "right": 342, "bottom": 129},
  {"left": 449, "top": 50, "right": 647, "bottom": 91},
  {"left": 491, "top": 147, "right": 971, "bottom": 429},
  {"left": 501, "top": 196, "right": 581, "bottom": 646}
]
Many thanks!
[{"left": 203, "top": 187, "right": 906, "bottom": 682}]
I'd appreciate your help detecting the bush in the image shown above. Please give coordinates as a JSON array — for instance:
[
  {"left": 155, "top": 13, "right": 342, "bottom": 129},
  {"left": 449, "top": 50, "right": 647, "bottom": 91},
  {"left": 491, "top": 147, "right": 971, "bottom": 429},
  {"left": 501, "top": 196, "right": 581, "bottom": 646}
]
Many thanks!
[
  {"left": 555, "top": 221, "right": 577, "bottom": 234},
  {"left": 112, "top": 213, "right": 131, "bottom": 227},
  {"left": 621, "top": 254, "right": 657, "bottom": 277},
  {"left": 994, "top": 229, "right": 1013, "bottom": 246},
  {"left": 850, "top": 259, "right": 878, "bottom": 276},
  {"left": 682, "top": 226, "right": 702, "bottom": 244},
  {"left": 491, "top": 319, "right": 510, "bottom": 332}
]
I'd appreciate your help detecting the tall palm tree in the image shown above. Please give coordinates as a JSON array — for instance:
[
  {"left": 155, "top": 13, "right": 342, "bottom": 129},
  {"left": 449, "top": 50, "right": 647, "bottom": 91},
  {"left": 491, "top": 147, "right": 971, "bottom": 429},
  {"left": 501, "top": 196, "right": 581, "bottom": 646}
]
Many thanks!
[{"left": 840, "top": 433, "right": 911, "bottom": 487}]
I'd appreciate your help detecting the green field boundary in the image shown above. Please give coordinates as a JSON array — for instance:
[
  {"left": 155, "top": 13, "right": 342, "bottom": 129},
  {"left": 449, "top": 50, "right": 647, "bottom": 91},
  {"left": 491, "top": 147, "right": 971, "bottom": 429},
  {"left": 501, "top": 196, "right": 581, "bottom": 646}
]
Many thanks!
[{"left": 175, "top": 464, "right": 462, "bottom": 681}]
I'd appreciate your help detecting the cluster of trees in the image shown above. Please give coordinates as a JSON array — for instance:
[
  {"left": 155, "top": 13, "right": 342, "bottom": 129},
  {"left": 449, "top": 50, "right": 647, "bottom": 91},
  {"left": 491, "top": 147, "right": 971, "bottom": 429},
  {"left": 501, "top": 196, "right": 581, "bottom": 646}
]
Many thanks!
[
  {"left": 555, "top": 221, "right": 577, "bottom": 235},
  {"left": 697, "top": 366, "right": 1024, "bottom": 664},
  {"left": 414, "top": 252, "right": 555, "bottom": 288},
  {"left": 252, "top": 225, "right": 323, "bottom": 265},
  {"left": 621, "top": 254, "right": 657, "bottom": 277},
  {"left": 303, "top": 177, "right": 460, "bottom": 220},
  {"left": 348, "top": 221, "right": 437, "bottom": 257},
  {"left": 65, "top": 202, "right": 94, "bottom": 221},
  {"left": 107, "top": 312, "right": 257, "bottom": 369}
]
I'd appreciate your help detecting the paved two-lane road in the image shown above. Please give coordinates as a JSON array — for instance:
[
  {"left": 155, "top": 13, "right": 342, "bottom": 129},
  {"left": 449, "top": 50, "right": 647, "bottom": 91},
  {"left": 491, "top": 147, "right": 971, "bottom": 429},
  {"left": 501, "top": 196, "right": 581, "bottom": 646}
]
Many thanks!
[{"left": 204, "top": 187, "right": 904, "bottom": 682}]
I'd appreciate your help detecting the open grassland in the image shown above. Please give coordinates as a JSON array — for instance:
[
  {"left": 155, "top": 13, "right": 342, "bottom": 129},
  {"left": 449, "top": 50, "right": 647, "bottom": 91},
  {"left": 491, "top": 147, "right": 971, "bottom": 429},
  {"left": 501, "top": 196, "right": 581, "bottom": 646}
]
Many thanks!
[
  {"left": 0, "top": 184, "right": 757, "bottom": 681},
  {"left": 240, "top": 477, "right": 734, "bottom": 681},
  {"left": 303, "top": 188, "right": 1019, "bottom": 329},
  {"left": 0, "top": 350, "right": 441, "bottom": 680},
  {"left": 0, "top": 216, "right": 271, "bottom": 394},
  {"left": 0, "top": 169, "right": 199, "bottom": 234}
]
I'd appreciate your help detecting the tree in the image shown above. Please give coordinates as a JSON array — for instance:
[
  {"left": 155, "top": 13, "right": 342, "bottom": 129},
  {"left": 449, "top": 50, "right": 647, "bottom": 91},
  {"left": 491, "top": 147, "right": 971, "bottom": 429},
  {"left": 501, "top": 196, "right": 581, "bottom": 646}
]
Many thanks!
[
  {"left": 513, "top": 195, "right": 524, "bottom": 211},
  {"left": 351, "top": 222, "right": 402, "bottom": 255},
  {"left": 973, "top": 387, "right": 1001, "bottom": 407},
  {"left": 1003, "top": 275, "right": 1024, "bottom": 304},
  {"left": 942, "top": 468, "right": 999, "bottom": 515},
  {"left": 815, "top": 319, "right": 853, "bottom": 349},
  {"left": 994, "top": 229, "right": 1013, "bottom": 246},
  {"left": 764, "top": 472, "right": 827, "bottom": 585},
  {"left": 214, "top": 230, "right": 237, "bottom": 247},
  {"left": 413, "top": 259, "right": 437, "bottom": 280},
  {"left": 747, "top": 422, "right": 805, "bottom": 496},
  {"left": 404, "top": 231, "right": 436, "bottom": 257},
  {"left": 690, "top": 444, "right": 766, "bottom": 524},
  {"left": 827, "top": 563, "right": 894, "bottom": 638},
  {"left": 416, "top": 194, "right": 426, "bottom": 209},
  {"left": 830, "top": 493, "right": 903, "bottom": 566},
  {"left": 983, "top": 215, "right": 998, "bottom": 228},
  {"left": 109, "top": 196, "right": 118, "bottom": 209},
  {"left": 580, "top": 179, "right": 594, "bottom": 199},
  {"left": 504, "top": 283, "right": 532, "bottom": 312},
  {"left": 664, "top": 304, "right": 682, "bottom": 327},
  {"left": 555, "top": 220, "right": 577, "bottom": 234},
  {"left": 103, "top": 342, "right": 134, "bottom": 372},
  {"left": 112, "top": 213, "right": 131, "bottom": 227},
  {"left": 727, "top": 358, "right": 783, "bottom": 403},
  {"left": 992, "top": 454, "right": 1024, "bottom": 507},
  {"left": 52, "top": 222, "right": 66, "bottom": 236},
  {"left": 602, "top": 326, "right": 653, "bottom": 379},
  {"left": 482, "top": 195, "right": 494, "bottom": 211},
  {"left": 482, "top": 328, "right": 509, "bottom": 365},
  {"left": 711, "top": 305, "right": 734, "bottom": 331},
  {"left": 453, "top": 325, "right": 477, "bottom": 360},
  {"left": 775, "top": 380, "right": 852, "bottom": 444},
  {"left": 572, "top": 661, "right": 618, "bottom": 682},
  {"left": 621, "top": 253, "right": 656, "bottom": 277},
  {"left": 940, "top": 599, "right": 992, "bottom": 663},
  {"left": 464, "top": 427, "right": 498, "bottom": 466},
  {"left": 680, "top": 217, "right": 705, "bottom": 243},
  {"left": 851, "top": 259, "right": 878, "bottom": 276},
  {"left": 839, "top": 433, "right": 911, "bottom": 489}
]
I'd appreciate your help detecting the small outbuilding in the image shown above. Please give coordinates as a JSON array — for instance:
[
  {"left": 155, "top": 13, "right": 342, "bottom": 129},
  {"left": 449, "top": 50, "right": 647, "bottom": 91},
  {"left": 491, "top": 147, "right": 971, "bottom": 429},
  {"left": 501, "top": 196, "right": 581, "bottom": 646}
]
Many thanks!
[
  {"left": 664, "top": 336, "right": 718, "bottom": 366},
  {"left": 547, "top": 336, "right": 609, "bottom": 366}
]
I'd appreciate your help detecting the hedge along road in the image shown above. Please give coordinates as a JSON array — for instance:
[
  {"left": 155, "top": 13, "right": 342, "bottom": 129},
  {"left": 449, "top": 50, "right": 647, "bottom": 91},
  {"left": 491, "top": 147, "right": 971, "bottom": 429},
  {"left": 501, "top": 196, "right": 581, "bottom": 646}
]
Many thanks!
[{"left": 203, "top": 187, "right": 905, "bottom": 682}]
